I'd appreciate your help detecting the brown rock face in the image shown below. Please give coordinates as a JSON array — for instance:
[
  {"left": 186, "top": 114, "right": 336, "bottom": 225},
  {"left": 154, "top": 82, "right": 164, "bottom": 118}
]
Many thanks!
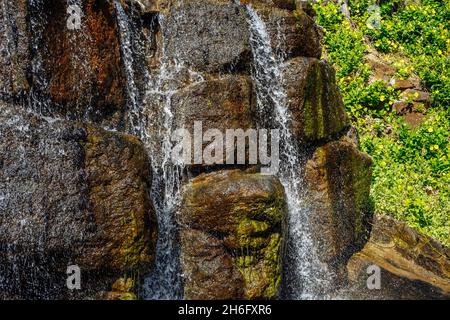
[
  {"left": 0, "top": 103, "right": 156, "bottom": 299},
  {"left": 81, "top": 125, "right": 157, "bottom": 273},
  {"left": 283, "top": 57, "right": 349, "bottom": 143},
  {"left": 347, "top": 215, "right": 450, "bottom": 299},
  {"left": 144, "top": 74, "right": 256, "bottom": 169},
  {"left": 179, "top": 170, "right": 287, "bottom": 300},
  {"left": 171, "top": 75, "right": 254, "bottom": 131},
  {"left": 30, "top": 0, "right": 126, "bottom": 127},
  {"left": 304, "top": 135, "right": 373, "bottom": 281}
]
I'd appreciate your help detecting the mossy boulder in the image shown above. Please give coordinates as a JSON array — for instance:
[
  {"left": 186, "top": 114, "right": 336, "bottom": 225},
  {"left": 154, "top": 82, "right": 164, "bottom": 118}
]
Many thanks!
[
  {"left": 179, "top": 169, "right": 287, "bottom": 300},
  {"left": 304, "top": 135, "right": 373, "bottom": 284},
  {"left": 346, "top": 214, "right": 450, "bottom": 299},
  {"left": 283, "top": 57, "right": 349, "bottom": 143},
  {"left": 0, "top": 103, "right": 157, "bottom": 299}
]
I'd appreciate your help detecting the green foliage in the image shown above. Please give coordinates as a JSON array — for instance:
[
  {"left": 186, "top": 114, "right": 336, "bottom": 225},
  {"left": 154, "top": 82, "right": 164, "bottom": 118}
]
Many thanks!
[
  {"left": 313, "top": 0, "right": 450, "bottom": 245},
  {"left": 352, "top": 0, "right": 450, "bottom": 106},
  {"left": 360, "top": 111, "right": 450, "bottom": 245}
]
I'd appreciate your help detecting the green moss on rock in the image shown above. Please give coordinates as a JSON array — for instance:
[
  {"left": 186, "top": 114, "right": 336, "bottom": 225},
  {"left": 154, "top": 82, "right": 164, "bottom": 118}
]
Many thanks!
[{"left": 180, "top": 169, "right": 287, "bottom": 300}]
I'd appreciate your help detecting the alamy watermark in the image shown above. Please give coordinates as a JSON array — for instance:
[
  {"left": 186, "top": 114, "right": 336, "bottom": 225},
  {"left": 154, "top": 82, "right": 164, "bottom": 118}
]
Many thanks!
[
  {"left": 66, "top": 265, "right": 81, "bottom": 290},
  {"left": 170, "top": 122, "right": 280, "bottom": 175},
  {"left": 67, "top": 4, "right": 82, "bottom": 30},
  {"left": 367, "top": 264, "right": 381, "bottom": 290}
]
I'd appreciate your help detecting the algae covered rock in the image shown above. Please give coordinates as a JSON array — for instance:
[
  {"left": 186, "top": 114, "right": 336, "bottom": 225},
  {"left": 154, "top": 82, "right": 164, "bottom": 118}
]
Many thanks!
[
  {"left": 304, "top": 135, "right": 373, "bottom": 282},
  {"left": 283, "top": 57, "right": 349, "bottom": 143},
  {"left": 179, "top": 169, "right": 287, "bottom": 299},
  {"left": 347, "top": 214, "right": 450, "bottom": 299},
  {"left": 0, "top": 103, "right": 156, "bottom": 299}
]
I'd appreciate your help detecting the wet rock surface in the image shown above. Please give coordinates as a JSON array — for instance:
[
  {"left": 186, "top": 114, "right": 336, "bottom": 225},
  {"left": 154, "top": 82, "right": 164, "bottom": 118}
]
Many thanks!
[
  {"left": 304, "top": 135, "right": 373, "bottom": 284},
  {"left": 0, "top": 0, "right": 30, "bottom": 97},
  {"left": 162, "top": 0, "right": 252, "bottom": 73},
  {"left": 179, "top": 169, "right": 286, "bottom": 300},
  {"left": 0, "top": 103, "right": 156, "bottom": 299},
  {"left": 0, "top": 0, "right": 447, "bottom": 301},
  {"left": 283, "top": 57, "right": 349, "bottom": 142}
]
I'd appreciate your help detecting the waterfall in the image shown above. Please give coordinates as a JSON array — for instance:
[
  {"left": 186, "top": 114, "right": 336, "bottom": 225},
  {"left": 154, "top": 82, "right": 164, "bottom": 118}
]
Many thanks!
[
  {"left": 114, "top": 0, "right": 335, "bottom": 300},
  {"left": 114, "top": 4, "right": 205, "bottom": 299},
  {"left": 114, "top": 0, "right": 141, "bottom": 135},
  {"left": 245, "top": 6, "right": 333, "bottom": 300},
  {"left": 143, "top": 13, "right": 208, "bottom": 299}
]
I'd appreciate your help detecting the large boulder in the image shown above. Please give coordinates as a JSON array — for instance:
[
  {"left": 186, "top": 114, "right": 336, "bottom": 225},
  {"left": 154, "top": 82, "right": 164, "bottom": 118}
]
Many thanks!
[
  {"left": 347, "top": 214, "right": 450, "bottom": 299},
  {"left": 283, "top": 57, "right": 349, "bottom": 143},
  {"left": 144, "top": 74, "right": 256, "bottom": 168},
  {"left": 0, "top": 103, "right": 157, "bottom": 299},
  {"left": 1, "top": 0, "right": 128, "bottom": 128},
  {"left": 39, "top": 0, "right": 127, "bottom": 127},
  {"left": 304, "top": 135, "right": 373, "bottom": 282},
  {"left": 179, "top": 169, "right": 287, "bottom": 299},
  {"left": 162, "top": 0, "right": 252, "bottom": 73},
  {"left": 251, "top": 7, "right": 322, "bottom": 59}
]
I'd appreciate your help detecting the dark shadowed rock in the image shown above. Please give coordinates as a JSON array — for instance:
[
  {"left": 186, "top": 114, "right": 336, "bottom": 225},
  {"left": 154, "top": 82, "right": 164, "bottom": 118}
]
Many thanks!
[
  {"left": 304, "top": 135, "right": 373, "bottom": 284},
  {"left": 16, "top": 0, "right": 127, "bottom": 128},
  {"left": 0, "top": 0, "right": 131, "bottom": 128},
  {"left": 179, "top": 169, "right": 287, "bottom": 299},
  {"left": 346, "top": 214, "right": 450, "bottom": 299},
  {"left": 283, "top": 57, "right": 349, "bottom": 143},
  {"left": 0, "top": 103, "right": 156, "bottom": 299},
  {"left": 0, "top": 0, "right": 30, "bottom": 97}
]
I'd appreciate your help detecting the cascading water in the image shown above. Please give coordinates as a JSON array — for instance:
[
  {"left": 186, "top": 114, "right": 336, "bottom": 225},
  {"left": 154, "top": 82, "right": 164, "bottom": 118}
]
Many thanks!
[
  {"left": 245, "top": 6, "right": 333, "bottom": 300},
  {"left": 142, "top": 36, "right": 185, "bottom": 299},
  {"left": 114, "top": 0, "right": 335, "bottom": 300},
  {"left": 114, "top": 3, "right": 205, "bottom": 299},
  {"left": 114, "top": 0, "right": 141, "bottom": 135}
]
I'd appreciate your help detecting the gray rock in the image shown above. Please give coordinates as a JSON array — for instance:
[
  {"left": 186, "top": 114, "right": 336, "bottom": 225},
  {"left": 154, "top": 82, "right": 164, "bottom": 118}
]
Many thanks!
[{"left": 162, "top": 0, "right": 252, "bottom": 73}]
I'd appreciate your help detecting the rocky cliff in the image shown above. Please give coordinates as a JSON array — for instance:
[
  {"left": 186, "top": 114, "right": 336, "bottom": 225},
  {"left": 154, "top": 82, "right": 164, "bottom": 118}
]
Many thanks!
[{"left": 0, "top": 0, "right": 448, "bottom": 300}]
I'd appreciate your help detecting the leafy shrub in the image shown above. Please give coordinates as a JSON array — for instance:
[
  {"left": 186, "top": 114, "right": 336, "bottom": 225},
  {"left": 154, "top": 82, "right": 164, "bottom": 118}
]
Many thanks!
[{"left": 313, "top": 0, "right": 450, "bottom": 245}]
